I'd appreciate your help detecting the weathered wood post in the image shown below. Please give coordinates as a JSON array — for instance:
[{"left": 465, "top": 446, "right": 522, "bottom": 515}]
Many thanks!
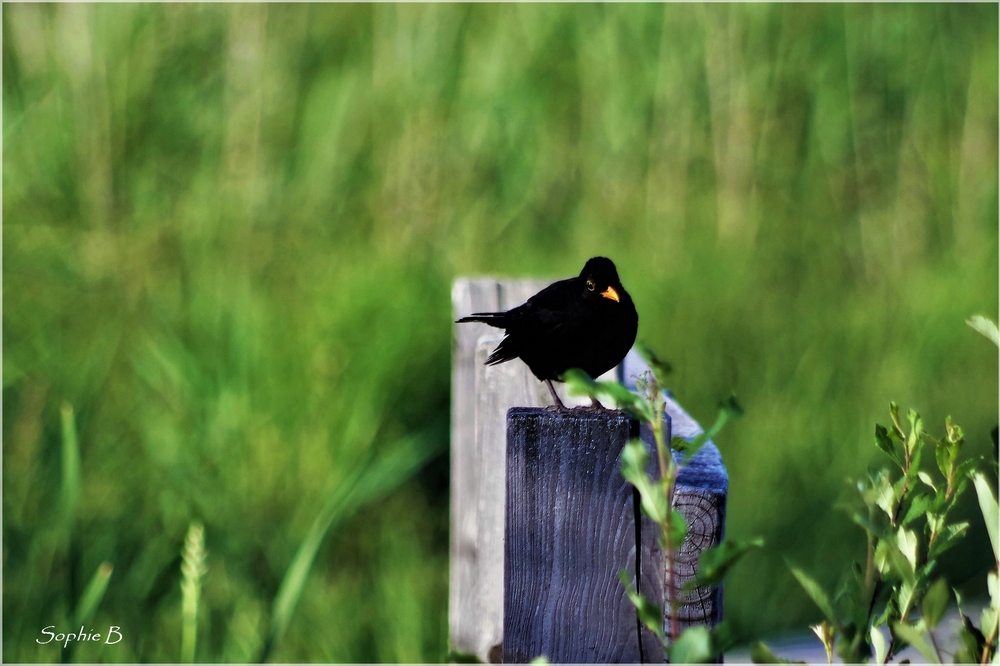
[
  {"left": 451, "top": 278, "right": 728, "bottom": 663},
  {"left": 504, "top": 409, "right": 667, "bottom": 663}
]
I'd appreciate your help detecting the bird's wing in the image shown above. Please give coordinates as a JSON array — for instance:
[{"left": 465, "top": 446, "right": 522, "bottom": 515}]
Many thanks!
[{"left": 506, "top": 278, "right": 577, "bottom": 321}]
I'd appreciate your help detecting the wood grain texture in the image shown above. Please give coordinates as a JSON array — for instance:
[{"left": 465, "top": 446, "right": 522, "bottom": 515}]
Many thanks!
[
  {"left": 450, "top": 278, "right": 500, "bottom": 656},
  {"left": 504, "top": 409, "right": 643, "bottom": 664}
]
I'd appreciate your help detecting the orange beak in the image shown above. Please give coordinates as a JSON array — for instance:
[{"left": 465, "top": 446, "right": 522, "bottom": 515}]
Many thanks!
[{"left": 600, "top": 286, "right": 620, "bottom": 303}]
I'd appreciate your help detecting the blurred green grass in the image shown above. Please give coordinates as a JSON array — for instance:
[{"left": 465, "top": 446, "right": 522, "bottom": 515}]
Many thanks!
[{"left": 3, "top": 3, "right": 997, "bottom": 662}]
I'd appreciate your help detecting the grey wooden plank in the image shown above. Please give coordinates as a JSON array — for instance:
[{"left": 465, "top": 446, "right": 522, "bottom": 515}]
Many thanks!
[
  {"left": 450, "top": 278, "right": 500, "bottom": 657},
  {"left": 451, "top": 276, "right": 579, "bottom": 662},
  {"left": 472, "top": 335, "right": 541, "bottom": 661},
  {"left": 505, "top": 409, "right": 643, "bottom": 664}
]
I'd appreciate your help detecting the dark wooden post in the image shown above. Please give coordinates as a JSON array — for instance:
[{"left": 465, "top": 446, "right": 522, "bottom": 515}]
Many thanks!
[
  {"left": 504, "top": 409, "right": 668, "bottom": 664},
  {"left": 502, "top": 397, "right": 729, "bottom": 661}
]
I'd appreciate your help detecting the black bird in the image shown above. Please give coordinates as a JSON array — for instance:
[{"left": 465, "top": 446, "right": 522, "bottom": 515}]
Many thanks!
[{"left": 457, "top": 257, "right": 638, "bottom": 409}]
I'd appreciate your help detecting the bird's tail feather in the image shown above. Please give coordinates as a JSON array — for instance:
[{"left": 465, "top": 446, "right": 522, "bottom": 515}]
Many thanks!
[
  {"left": 455, "top": 311, "right": 508, "bottom": 328},
  {"left": 485, "top": 337, "right": 517, "bottom": 365},
  {"left": 457, "top": 312, "right": 517, "bottom": 365}
]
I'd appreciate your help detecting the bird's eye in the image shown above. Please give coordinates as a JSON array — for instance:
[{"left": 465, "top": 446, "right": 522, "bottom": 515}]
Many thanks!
[{"left": 586, "top": 279, "right": 595, "bottom": 291}]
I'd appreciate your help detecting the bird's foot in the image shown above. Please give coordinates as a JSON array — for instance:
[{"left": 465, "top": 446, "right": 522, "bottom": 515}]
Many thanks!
[{"left": 584, "top": 398, "right": 614, "bottom": 412}]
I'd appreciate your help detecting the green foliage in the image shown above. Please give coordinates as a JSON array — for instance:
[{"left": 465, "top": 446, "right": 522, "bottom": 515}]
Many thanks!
[
  {"left": 620, "top": 439, "right": 667, "bottom": 523},
  {"left": 893, "top": 621, "right": 941, "bottom": 664},
  {"left": 670, "top": 626, "right": 714, "bottom": 664},
  {"left": 787, "top": 564, "right": 837, "bottom": 626},
  {"left": 763, "top": 402, "right": 997, "bottom": 664},
  {"left": 972, "top": 472, "right": 999, "bottom": 563},
  {"left": 686, "top": 538, "right": 764, "bottom": 590},
  {"left": 618, "top": 569, "right": 665, "bottom": 646},
  {"left": 563, "top": 369, "right": 651, "bottom": 421},
  {"left": 672, "top": 395, "right": 744, "bottom": 463},
  {"left": 922, "top": 579, "right": 950, "bottom": 630}
]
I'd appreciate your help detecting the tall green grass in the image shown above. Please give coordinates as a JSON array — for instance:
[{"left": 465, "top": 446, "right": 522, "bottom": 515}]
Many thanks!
[{"left": 3, "top": 3, "right": 997, "bottom": 661}]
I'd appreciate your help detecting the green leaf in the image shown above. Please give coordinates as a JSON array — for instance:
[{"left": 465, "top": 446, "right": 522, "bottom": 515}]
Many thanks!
[
  {"left": 710, "top": 621, "right": 737, "bottom": 655},
  {"left": 668, "top": 509, "right": 688, "bottom": 551},
  {"left": 889, "top": 402, "right": 905, "bottom": 440},
  {"left": 929, "top": 522, "right": 969, "bottom": 559},
  {"left": 670, "top": 436, "right": 690, "bottom": 453},
  {"left": 787, "top": 563, "right": 837, "bottom": 625},
  {"left": 620, "top": 439, "right": 667, "bottom": 523},
  {"left": 902, "top": 494, "right": 931, "bottom": 526},
  {"left": 955, "top": 458, "right": 978, "bottom": 485},
  {"left": 987, "top": 572, "right": 999, "bottom": 631},
  {"left": 849, "top": 511, "right": 882, "bottom": 539},
  {"left": 936, "top": 441, "right": 952, "bottom": 480},
  {"left": 670, "top": 626, "right": 713, "bottom": 664},
  {"left": 918, "top": 471, "right": 938, "bottom": 493},
  {"left": 635, "top": 342, "right": 673, "bottom": 385},
  {"left": 750, "top": 642, "right": 797, "bottom": 663},
  {"left": 685, "top": 538, "right": 764, "bottom": 590},
  {"left": 955, "top": 613, "right": 987, "bottom": 664},
  {"left": 718, "top": 394, "right": 745, "bottom": 420},
  {"left": 74, "top": 562, "right": 113, "bottom": 627},
  {"left": 967, "top": 315, "right": 1000, "bottom": 347},
  {"left": 945, "top": 416, "right": 964, "bottom": 448},
  {"left": 678, "top": 396, "right": 744, "bottom": 463},
  {"left": 893, "top": 622, "right": 941, "bottom": 664},
  {"left": 923, "top": 579, "right": 950, "bottom": 629},
  {"left": 981, "top": 604, "right": 998, "bottom": 649},
  {"left": 870, "top": 469, "right": 898, "bottom": 521},
  {"left": 874, "top": 539, "right": 914, "bottom": 582},
  {"left": 908, "top": 432, "right": 925, "bottom": 483},
  {"left": 875, "top": 424, "right": 902, "bottom": 466},
  {"left": 871, "top": 626, "right": 889, "bottom": 665},
  {"left": 897, "top": 527, "right": 919, "bottom": 572},
  {"left": 972, "top": 472, "right": 998, "bottom": 562},
  {"left": 529, "top": 657, "right": 550, "bottom": 664},
  {"left": 990, "top": 570, "right": 998, "bottom": 607},
  {"left": 618, "top": 569, "right": 665, "bottom": 645},
  {"left": 906, "top": 409, "right": 924, "bottom": 457}
]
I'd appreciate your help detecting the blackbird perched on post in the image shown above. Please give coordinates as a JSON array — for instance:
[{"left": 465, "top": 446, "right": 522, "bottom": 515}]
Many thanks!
[{"left": 457, "top": 257, "right": 638, "bottom": 409}]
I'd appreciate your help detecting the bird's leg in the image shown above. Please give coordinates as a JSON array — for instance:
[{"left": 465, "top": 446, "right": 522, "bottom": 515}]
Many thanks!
[{"left": 545, "top": 379, "right": 568, "bottom": 410}]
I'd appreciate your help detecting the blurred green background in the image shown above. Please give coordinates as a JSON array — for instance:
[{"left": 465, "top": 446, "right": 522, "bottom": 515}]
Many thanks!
[{"left": 4, "top": 3, "right": 998, "bottom": 662}]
